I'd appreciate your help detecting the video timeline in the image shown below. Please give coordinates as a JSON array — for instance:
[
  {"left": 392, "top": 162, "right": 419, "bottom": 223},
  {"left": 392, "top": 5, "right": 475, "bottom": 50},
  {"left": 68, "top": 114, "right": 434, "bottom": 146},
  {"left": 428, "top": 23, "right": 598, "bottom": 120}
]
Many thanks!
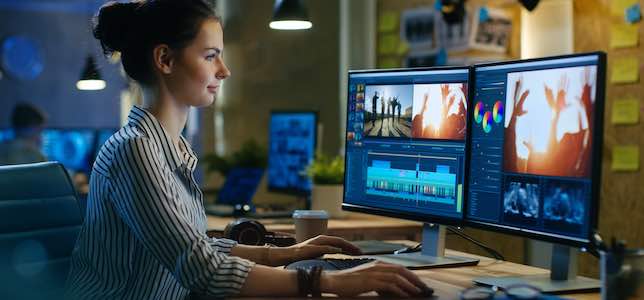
[{"left": 365, "top": 153, "right": 460, "bottom": 206}]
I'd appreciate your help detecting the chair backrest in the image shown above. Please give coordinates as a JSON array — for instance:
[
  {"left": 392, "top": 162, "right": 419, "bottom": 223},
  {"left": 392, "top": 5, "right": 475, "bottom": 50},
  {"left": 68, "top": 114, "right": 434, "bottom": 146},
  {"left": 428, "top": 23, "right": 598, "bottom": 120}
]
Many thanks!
[{"left": 0, "top": 162, "right": 82, "bottom": 300}]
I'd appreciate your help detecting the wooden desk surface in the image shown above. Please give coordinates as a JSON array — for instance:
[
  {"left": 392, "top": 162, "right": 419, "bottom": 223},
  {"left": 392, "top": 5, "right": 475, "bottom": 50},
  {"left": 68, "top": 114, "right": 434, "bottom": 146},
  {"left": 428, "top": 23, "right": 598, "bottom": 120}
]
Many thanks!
[
  {"left": 231, "top": 244, "right": 599, "bottom": 300},
  {"left": 207, "top": 212, "right": 423, "bottom": 241}
]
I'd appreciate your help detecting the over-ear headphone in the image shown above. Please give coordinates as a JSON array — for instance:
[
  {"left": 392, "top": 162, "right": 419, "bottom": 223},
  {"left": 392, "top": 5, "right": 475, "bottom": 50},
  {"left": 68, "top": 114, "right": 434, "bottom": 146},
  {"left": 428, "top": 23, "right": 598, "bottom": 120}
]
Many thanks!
[{"left": 224, "top": 218, "right": 296, "bottom": 247}]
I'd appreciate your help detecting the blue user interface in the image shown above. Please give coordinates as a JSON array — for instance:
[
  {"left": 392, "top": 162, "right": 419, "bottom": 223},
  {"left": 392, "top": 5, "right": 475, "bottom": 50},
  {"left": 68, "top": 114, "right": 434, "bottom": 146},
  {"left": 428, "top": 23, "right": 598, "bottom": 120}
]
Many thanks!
[
  {"left": 267, "top": 112, "right": 317, "bottom": 195},
  {"left": 0, "top": 129, "right": 14, "bottom": 143},
  {"left": 344, "top": 68, "right": 470, "bottom": 221},
  {"left": 94, "top": 129, "right": 116, "bottom": 156},
  {"left": 41, "top": 129, "right": 96, "bottom": 172},
  {"left": 468, "top": 54, "right": 602, "bottom": 243}
]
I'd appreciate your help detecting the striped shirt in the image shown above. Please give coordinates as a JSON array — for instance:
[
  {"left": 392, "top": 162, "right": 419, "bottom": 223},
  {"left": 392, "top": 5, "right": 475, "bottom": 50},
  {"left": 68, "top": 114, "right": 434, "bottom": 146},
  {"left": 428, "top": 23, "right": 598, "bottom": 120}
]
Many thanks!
[{"left": 65, "top": 106, "right": 254, "bottom": 299}]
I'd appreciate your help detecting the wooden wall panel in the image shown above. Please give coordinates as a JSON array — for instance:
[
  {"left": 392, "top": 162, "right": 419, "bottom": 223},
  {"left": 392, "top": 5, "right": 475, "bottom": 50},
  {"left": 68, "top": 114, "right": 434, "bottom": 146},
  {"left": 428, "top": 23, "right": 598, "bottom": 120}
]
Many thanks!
[{"left": 574, "top": 0, "right": 644, "bottom": 277}]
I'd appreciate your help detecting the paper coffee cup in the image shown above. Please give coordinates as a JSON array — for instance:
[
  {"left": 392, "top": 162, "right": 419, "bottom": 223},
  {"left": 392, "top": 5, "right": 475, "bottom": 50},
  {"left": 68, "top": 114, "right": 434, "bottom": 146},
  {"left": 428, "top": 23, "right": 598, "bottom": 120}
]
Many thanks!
[{"left": 292, "top": 210, "right": 329, "bottom": 242}]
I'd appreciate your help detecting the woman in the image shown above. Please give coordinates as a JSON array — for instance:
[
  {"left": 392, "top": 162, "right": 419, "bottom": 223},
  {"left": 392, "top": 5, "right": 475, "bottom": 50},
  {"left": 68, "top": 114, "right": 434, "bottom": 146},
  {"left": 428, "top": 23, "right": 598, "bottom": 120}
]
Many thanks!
[{"left": 66, "top": 1, "right": 429, "bottom": 299}]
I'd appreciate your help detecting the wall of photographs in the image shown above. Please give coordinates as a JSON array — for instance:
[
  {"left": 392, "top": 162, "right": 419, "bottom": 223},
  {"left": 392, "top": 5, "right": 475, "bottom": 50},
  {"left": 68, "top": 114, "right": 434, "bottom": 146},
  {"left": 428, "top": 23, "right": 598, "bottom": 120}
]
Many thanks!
[{"left": 376, "top": 0, "right": 522, "bottom": 70}]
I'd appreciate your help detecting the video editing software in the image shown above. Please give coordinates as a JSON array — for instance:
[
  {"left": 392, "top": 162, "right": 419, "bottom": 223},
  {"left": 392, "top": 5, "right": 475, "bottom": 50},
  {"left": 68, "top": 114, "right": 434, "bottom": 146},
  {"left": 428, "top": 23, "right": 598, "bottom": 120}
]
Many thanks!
[
  {"left": 467, "top": 54, "right": 603, "bottom": 243},
  {"left": 345, "top": 68, "right": 469, "bottom": 221}
]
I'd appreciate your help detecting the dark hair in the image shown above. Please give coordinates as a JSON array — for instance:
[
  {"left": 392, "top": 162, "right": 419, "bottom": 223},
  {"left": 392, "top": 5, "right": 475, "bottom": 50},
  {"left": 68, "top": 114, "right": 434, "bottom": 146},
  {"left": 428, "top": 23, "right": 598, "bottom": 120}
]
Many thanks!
[
  {"left": 93, "top": 0, "right": 220, "bottom": 85},
  {"left": 11, "top": 102, "right": 46, "bottom": 129}
]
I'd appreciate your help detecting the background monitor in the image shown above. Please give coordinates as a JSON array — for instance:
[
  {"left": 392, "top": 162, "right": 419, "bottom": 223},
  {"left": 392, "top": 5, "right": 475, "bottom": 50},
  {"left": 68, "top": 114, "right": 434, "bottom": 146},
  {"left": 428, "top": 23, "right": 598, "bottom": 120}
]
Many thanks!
[
  {"left": 0, "top": 129, "right": 14, "bottom": 143},
  {"left": 266, "top": 111, "right": 317, "bottom": 195},
  {"left": 41, "top": 129, "right": 96, "bottom": 173},
  {"left": 217, "top": 167, "right": 264, "bottom": 207},
  {"left": 466, "top": 52, "right": 605, "bottom": 292},
  {"left": 94, "top": 128, "right": 117, "bottom": 157},
  {"left": 343, "top": 67, "right": 478, "bottom": 268}
]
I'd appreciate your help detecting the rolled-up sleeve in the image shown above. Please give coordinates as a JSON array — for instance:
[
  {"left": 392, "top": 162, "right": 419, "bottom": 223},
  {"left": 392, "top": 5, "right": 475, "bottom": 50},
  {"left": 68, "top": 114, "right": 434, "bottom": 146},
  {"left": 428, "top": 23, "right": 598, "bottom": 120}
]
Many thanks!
[
  {"left": 110, "top": 137, "right": 254, "bottom": 296},
  {"left": 207, "top": 237, "right": 238, "bottom": 255}
]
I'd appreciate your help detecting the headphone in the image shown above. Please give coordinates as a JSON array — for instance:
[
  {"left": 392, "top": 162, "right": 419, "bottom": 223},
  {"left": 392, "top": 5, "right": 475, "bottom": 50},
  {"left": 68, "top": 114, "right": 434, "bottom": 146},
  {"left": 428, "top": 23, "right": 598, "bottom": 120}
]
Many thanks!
[{"left": 224, "top": 218, "right": 296, "bottom": 247}]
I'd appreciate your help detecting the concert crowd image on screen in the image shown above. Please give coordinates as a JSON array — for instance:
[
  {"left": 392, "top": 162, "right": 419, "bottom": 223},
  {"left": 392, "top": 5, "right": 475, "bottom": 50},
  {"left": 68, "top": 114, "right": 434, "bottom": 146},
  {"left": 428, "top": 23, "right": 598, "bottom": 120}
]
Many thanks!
[
  {"left": 542, "top": 180, "right": 587, "bottom": 235},
  {"left": 503, "top": 66, "right": 596, "bottom": 178},
  {"left": 411, "top": 83, "right": 467, "bottom": 140},
  {"left": 502, "top": 176, "right": 540, "bottom": 227}
]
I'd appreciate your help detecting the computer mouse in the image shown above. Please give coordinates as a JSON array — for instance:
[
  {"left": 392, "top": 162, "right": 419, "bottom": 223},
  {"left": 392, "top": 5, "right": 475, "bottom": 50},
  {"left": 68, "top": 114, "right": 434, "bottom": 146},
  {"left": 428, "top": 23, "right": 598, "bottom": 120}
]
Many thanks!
[{"left": 419, "top": 286, "right": 434, "bottom": 297}]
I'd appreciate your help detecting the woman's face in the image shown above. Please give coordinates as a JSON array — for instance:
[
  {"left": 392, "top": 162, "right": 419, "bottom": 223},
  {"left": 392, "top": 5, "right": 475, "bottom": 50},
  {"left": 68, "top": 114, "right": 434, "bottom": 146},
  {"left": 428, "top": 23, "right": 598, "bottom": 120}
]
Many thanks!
[{"left": 166, "top": 19, "right": 230, "bottom": 107}]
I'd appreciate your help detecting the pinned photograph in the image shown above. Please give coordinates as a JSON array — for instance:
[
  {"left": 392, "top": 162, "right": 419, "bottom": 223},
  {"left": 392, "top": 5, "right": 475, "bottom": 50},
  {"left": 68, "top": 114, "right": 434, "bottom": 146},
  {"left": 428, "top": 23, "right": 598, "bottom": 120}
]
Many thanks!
[
  {"left": 400, "top": 7, "right": 441, "bottom": 51},
  {"left": 470, "top": 7, "right": 512, "bottom": 53}
]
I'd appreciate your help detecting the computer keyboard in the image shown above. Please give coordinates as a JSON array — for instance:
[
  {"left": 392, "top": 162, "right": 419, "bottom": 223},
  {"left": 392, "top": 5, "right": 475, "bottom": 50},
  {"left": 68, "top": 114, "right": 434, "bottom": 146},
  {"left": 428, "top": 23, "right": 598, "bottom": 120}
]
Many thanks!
[{"left": 285, "top": 258, "right": 376, "bottom": 271}]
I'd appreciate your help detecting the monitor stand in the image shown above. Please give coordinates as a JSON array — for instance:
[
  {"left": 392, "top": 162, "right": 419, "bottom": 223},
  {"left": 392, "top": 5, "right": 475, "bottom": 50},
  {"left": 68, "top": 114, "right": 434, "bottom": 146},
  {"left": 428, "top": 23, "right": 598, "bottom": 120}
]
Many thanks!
[
  {"left": 373, "top": 223, "right": 480, "bottom": 269},
  {"left": 473, "top": 243, "right": 600, "bottom": 293}
]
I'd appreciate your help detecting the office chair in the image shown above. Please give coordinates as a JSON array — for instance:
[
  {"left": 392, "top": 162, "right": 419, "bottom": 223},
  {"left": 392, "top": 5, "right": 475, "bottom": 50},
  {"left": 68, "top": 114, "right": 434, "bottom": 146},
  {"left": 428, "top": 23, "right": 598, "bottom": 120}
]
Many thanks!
[{"left": 0, "top": 162, "right": 83, "bottom": 300}]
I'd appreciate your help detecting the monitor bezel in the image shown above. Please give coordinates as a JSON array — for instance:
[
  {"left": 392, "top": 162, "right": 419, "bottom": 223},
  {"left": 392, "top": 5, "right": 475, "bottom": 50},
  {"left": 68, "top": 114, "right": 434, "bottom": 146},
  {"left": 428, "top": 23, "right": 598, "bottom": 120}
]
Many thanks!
[
  {"left": 266, "top": 110, "right": 319, "bottom": 196},
  {"left": 463, "top": 51, "right": 606, "bottom": 248},
  {"left": 342, "top": 65, "right": 472, "bottom": 227}
]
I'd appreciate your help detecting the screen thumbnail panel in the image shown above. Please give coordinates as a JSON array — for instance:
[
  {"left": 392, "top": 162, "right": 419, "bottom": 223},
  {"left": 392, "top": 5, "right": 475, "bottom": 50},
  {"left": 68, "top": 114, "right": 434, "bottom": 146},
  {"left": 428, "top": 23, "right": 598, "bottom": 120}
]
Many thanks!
[
  {"left": 467, "top": 53, "right": 605, "bottom": 245},
  {"left": 344, "top": 67, "right": 470, "bottom": 224}
]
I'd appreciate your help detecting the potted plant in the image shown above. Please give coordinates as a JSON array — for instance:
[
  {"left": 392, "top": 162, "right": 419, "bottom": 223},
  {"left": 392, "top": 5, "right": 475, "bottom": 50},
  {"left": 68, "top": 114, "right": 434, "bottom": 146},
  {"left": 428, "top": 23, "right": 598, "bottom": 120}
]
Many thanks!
[
  {"left": 306, "top": 153, "right": 346, "bottom": 218},
  {"left": 201, "top": 139, "right": 268, "bottom": 177}
]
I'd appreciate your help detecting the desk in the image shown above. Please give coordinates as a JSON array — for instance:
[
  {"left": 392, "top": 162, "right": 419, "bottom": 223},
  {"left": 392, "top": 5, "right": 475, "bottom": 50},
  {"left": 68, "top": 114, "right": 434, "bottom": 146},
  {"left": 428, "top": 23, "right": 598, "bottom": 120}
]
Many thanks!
[
  {"left": 234, "top": 246, "right": 600, "bottom": 300},
  {"left": 410, "top": 249, "right": 599, "bottom": 300},
  {"left": 207, "top": 212, "right": 423, "bottom": 241}
]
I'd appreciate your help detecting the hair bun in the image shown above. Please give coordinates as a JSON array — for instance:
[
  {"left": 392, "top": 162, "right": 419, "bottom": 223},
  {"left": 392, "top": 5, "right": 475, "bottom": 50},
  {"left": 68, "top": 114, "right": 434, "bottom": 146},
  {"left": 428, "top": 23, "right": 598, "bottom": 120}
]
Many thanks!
[{"left": 93, "top": 1, "right": 139, "bottom": 54}]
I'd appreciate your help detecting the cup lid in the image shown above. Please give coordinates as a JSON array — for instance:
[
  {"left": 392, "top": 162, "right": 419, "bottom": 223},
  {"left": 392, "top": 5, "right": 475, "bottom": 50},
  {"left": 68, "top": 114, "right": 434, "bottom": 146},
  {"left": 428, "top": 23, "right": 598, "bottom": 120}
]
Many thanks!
[{"left": 292, "top": 210, "right": 329, "bottom": 219}]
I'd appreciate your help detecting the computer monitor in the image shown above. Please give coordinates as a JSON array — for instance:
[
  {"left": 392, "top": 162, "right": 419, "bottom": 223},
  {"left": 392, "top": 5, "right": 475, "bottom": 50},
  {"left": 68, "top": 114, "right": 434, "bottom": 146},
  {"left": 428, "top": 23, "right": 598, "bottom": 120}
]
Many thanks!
[
  {"left": 266, "top": 111, "right": 317, "bottom": 197},
  {"left": 41, "top": 129, "right": 96, "bottom": 173},
  {"left": 466, "top": 52, "right": 606, "bottom": 292},
  {"left": 343, "top": 66, "right": 478, "bottom": 268},
  {"left": 94, "top": 129, "right": 117, "bottom": 156},
  {"left": 0, "top": 129, "right": 14, "bottom": 143},
  {"left": 217, "top": 168, "right": 265, "bottom": 207}
]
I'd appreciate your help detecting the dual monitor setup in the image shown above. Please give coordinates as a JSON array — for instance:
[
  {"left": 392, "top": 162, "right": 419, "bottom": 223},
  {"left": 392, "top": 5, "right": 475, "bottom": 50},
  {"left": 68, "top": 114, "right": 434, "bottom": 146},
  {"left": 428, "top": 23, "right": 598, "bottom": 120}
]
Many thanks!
[{"left": 344, "top": 52, "right": 605, "bottom": 293}]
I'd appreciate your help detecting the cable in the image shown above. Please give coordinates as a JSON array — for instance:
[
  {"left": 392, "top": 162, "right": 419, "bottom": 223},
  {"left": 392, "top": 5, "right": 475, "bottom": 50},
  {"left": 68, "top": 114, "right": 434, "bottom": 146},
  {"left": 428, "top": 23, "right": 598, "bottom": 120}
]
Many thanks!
[{"left": 446, "top": 226, "right": 505, "bottom": 261}]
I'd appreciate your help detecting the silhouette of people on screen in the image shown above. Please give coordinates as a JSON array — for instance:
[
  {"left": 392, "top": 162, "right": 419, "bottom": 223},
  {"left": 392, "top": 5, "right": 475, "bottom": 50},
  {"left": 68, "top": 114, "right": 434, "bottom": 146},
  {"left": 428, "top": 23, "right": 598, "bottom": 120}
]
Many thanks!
[
  {"left": 504, "top": 68, "right": 593, "bottom": 177},
  {"left": 380, "top": 97, "right": 385, "bottom": 121},
  {"left": 371, "top": 91, "right": 379, "bottom": 126},
  {"left": 412, "top": 84, "right": 467, "bottom": 140}
]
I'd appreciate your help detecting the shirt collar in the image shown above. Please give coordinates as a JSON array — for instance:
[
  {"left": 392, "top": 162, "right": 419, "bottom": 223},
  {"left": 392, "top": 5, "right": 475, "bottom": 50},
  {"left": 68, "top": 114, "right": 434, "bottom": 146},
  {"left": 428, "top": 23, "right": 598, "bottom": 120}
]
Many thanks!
[{"left": 127, "top": 106, "right": 197, "bottom": 171}]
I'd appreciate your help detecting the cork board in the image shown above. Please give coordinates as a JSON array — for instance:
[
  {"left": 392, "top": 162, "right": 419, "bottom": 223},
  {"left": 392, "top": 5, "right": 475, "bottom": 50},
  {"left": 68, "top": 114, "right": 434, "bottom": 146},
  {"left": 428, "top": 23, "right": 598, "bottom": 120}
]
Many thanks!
[{"left": 574, "top": 0, "right": 644, "bottom": 277}]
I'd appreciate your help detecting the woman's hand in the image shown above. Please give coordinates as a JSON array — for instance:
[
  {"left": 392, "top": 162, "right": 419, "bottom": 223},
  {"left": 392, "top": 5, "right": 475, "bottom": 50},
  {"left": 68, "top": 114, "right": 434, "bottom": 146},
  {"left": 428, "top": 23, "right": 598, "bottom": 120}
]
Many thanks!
[
  {"left": 321, "top": 261, "right": 431, "bottom": 297},
  {"left": 268, "top": 235, "right": 362, "bottom": 266}
]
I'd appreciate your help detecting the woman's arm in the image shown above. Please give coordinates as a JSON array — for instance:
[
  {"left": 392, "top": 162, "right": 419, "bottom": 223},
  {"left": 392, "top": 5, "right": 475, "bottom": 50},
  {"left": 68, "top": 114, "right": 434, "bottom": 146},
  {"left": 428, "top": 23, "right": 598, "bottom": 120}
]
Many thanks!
[
  {"left": 236, "top": 261, "right": 431, "bottom": 297},
  {"left": 110, "top": 137, "right": 254, "bottom": 297},
  {"left": 230, "top": 235, "right": 362, "bottom": 267},
  {"left": 237, "top": 265, "right": 298, "bottom": 296}
]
